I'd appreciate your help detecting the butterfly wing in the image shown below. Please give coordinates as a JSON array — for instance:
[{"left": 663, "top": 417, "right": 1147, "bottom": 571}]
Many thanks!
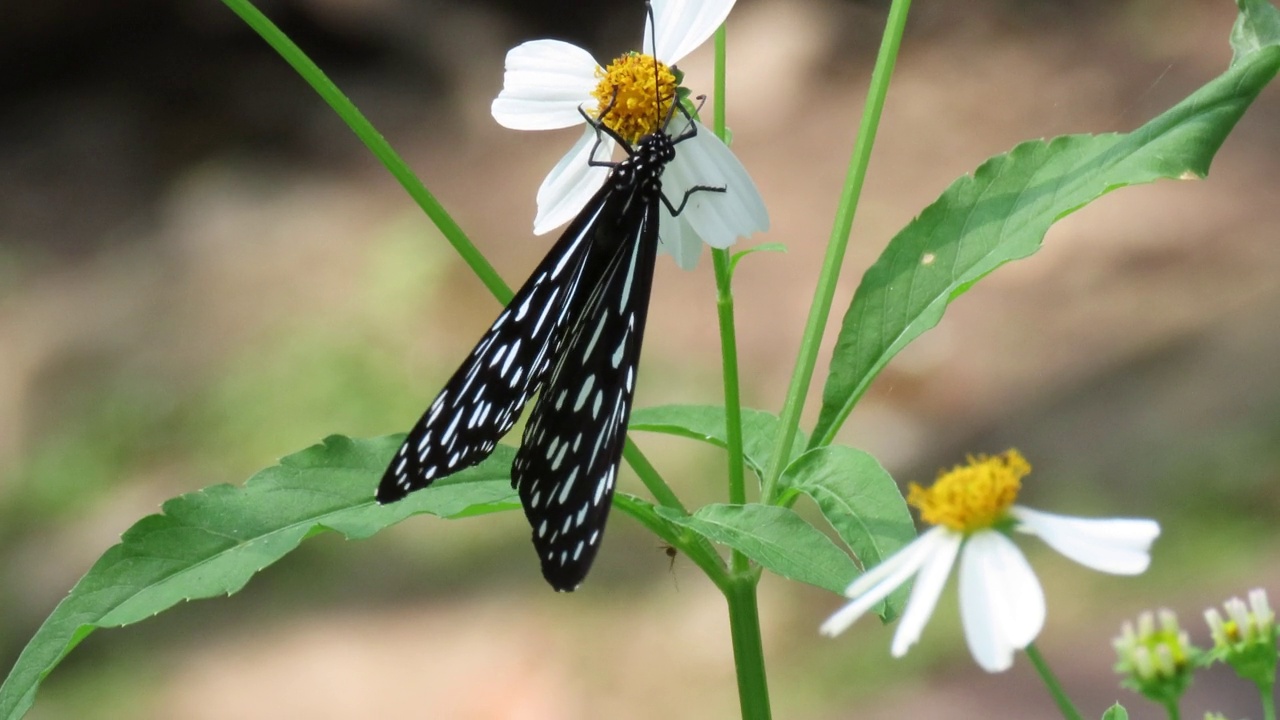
[
  {"left": 512, "top": 191, "right": 661, "bottom": 591},
  {"left": 377, "top": 190, "right": 621, "bottom": 504}
]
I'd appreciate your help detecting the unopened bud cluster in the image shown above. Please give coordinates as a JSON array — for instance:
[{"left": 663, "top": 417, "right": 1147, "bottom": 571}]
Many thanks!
[
  {"left": 1114, "top": 608, "right": 1197, "bottom": 704},
  {"left": 1204, "top": 589, "right": 1277, "bottom": 689}
]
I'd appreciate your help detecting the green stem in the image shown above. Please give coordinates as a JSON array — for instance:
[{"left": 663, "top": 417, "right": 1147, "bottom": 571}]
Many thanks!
[
  {"left": 725, "top": 577, "right": 771, "bottom": 720},
  {"left": 759, "top": 0, "right": 912, "bottom": 503},
  {"left": 623, "top": 440, "right": 686, "bottom": 513},
  {"left": 710, "top": 251, "right": 747, "bottom": 513},
  {"left": 1260, "top": 681, "right": 1275, "bottom": 720},
  {"left": 712, "top": 23, "right": 769, "bottom": 720},
  {"left": 219, "top": 0, "right": 510, "bottom": 303},
  {"left": 710, "top": 25, "right": 749, "bottom": 542},
  {"left": 1161, "top": 699, "right": 1180, "bottom": 720},
  {"left": 1025, "top": 643, "right": 1084, "bottom": 720}
]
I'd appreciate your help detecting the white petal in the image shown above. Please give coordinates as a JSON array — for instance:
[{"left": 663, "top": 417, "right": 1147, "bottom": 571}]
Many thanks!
[
  {"left": 958, "top": 532, "right": 1045, "bottom": 673},
  {"left": 1011, "top": 506, "right": 1160, "bottom": 575},
  {"left": 658, "top": 212, "right": 702, "bottom": 270},
  {"left": 662, "top": 120, "right": 768, "bottom": 251},
  {"left": 646, "top": 0, "right": 737, "bottom": 64},
  {"left": 491, "top": 40, "right": 600, "bottom": 130},
  {"left": 820, "top": 528, "right": 946, "bottom": 637},
  {"left": 533, "top": 127, "right": 615, "bottom": 234},
  {"left": 890, "top": 529, "right": 962, "bottom": 657}
]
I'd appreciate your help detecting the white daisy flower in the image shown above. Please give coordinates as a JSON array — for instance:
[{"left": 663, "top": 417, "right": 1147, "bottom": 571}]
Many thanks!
[
  {"left": 490, "top": 0, "right": 768, "bottom": 269},
  {"left": 820, "top": 450, "right": 1161, "bottom": 673}
]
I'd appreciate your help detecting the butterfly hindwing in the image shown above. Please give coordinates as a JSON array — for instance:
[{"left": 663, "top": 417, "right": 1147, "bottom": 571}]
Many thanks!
[
  {"left": 377, "top": 192, "right": 619, "bottom": 503},
  {"left": 512, "top": 195, "right": 661, "bottom": 591}
]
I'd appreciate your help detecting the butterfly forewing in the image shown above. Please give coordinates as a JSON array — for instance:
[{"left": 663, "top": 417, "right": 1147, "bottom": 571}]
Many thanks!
[
  {"left": 377, "top": 194, "right": 617, "bottom": 503},
  {"left": 513, "top": 194, "right": 661, "bottom": 591}
]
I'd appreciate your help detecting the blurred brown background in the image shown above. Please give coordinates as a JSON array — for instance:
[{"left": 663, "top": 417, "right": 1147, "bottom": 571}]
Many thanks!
[{"left": 2, "top": 0, "right": 1278, "bottom": 717}]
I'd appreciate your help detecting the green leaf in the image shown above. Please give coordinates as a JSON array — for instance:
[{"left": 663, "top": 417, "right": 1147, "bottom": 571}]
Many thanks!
[
  {"left": 654, "top": 503, "right": 857, "bottom": 593},
  {"left": 1100, "top": 703, "right": 1130, "bottom": 720},
  {"left": 780, "top": 446, "right": 916, "bottom": 619},
  {"left": 629, "top": 405, "right": 808, "bottom": 481},
  {"left": 0, "top": 435, "right": 518, "bottom": 720},
  {"left": 729, "top": 241, "right": 787, "bottom": 275},
  {"left": 811, "top": 6, "right": 1280, "bottom": 445},
  {"left": 1232, "top": 0, "right": 1280, "bottom": 63}
]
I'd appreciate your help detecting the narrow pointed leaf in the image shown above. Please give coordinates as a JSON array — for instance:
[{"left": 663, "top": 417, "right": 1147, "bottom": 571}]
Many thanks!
[
  {"left": 780, "top": 446, "right": 916, "bottom": 618},
  {"left": 0, "top": 435, "right": 518, "bottom": 720},
  {"left": 1101, "top": 704, "right": 1131, "bottom": 720},
  {"left": 812, "top": 0, "right": 1280, "bottom": 444},
  {"left": 730, "top": 241, "right": 787, "bottom": 275},
  {"left": 629, "top": 405, "right": 808, "bottom": 480},
  {"left": 655, "top": 503, "right": 857, "bottom": 593}
]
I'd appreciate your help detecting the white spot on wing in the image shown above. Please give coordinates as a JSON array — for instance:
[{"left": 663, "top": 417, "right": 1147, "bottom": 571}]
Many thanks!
[
  {"left": 583, "top": 315, "right": 607, "bottom": 360},
  {"left": 500, "top": 338, "right": 522, "bottom": 378},
  {"left": 440, "top": 412, "right": 460, "bottom": 440},
  {"left": 532, "top": 286, "right": 560, "bottom": 336},
  {"left": 558, "top": 468, "right": 578, "bottom": 504},
  {"left": 611, "top": 337, "right": 626, "bottom": 368},
  {"left": 489, "top": 343, "right": 508, "bottom": 368},
  {"left": 618, "top": 235, "right": 640, "bottom": 311},
  {"left": 574, "top": 374, "right": 596, "bottom": 411}
]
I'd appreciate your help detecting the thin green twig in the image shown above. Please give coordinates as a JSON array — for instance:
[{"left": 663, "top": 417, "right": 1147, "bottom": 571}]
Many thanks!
[
  {"left": 1026, "top": 643, "right": 1084, "bottom": 720},
  {"left": 712, "top": 23, "right": 771, "bottom": 720},
  {"left": 709, "top": 28, "right": 749, "bottom": 554},
  {"left": 218, "top": 0, "right": 509, "bottom": 302},
  {"left": 760, "top": 0, "right": 913, "bottom": 504}
]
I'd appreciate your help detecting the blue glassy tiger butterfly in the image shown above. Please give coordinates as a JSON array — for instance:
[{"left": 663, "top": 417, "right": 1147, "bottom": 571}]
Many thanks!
[{"left": 378, "top": 3, "right": 723, "bottom": 591}]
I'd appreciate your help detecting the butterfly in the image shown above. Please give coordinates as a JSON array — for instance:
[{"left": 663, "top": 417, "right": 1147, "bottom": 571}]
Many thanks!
[{"left": 377, "top": 10, "right": 724, "bottom": 591}]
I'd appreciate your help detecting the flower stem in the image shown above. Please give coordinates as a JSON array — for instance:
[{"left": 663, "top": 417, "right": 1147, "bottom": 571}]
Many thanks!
[
  {"left": 1261, "top": 682, "right": 1276, "bottom": 720},
  {"left": 759, "top": 0, "right": 912, "bottom": 504},
  {"left": 1024, "top": 643, "right": 1084, "bottom": 720},
  {"left": 713, "top": 23, "right": 770, "bottom": 720},
  {"left": 218, "top": 0, "right": 510, "bottom": 303},
  {"left": 725, "top": 575, "right": 772, "bottom": 720},
  {"left": 710, "top": 25, "right": 750, "bottom": 537},
  {"left": 709, "top": 251, "right": 747, "bottom": 511}
]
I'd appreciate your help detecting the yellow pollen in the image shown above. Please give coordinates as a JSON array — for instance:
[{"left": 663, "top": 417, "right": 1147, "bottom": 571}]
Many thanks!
[
  {"left": 907, "top": 449, "right": 1030, "bottom": 533},
  {"left": 591, "top": 52, "right": 677, "bottom": 145}
]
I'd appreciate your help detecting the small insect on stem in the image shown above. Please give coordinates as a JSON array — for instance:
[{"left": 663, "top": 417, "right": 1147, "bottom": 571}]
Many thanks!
[
  {"left": 658, "top": 542, "right": 680, "bottom": 591},
  {"left": 659, "top": 542, "right": 678, "bottom": 570}
]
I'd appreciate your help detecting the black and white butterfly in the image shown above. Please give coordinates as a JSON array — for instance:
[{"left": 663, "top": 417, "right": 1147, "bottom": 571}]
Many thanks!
[{"left": 377, "top": 27, "right": 723, "bottom": 591}]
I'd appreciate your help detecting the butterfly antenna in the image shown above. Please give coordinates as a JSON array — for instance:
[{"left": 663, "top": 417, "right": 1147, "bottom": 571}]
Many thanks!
[{"left": 644, "top": 2, "right": 677, "bottom": 133}]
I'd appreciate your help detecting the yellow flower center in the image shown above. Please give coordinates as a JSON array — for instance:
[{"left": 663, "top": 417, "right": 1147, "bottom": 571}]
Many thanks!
[
  {"left": 591, "top": 52, "right": 677, "bottom": 145},
  {"left": 907, "top": 449, "right": 1030, "bottom": 533}
]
